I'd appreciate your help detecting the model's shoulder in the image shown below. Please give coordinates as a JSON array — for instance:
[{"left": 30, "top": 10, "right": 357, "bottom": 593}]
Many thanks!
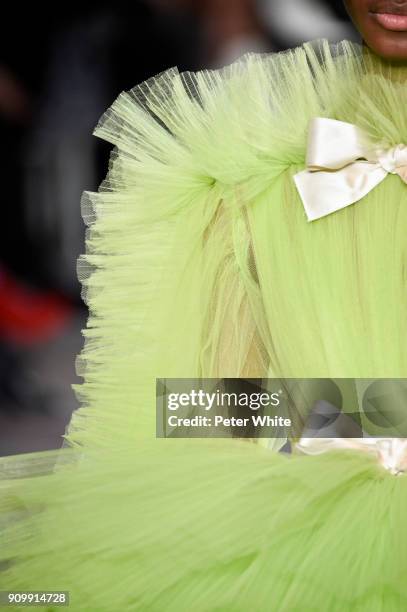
[{"left": 92, "top": 40, "right": 363, "bottom": 197}]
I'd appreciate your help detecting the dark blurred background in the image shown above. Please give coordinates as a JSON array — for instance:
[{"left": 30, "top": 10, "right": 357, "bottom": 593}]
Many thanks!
[{"left": 0, "top": 0, "right": 357, "bottom": 456}]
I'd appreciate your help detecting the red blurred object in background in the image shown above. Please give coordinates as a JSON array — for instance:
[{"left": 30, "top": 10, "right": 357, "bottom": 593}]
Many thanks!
[{"left": 0, "top": 267, "right": 73, "bottom": 345}]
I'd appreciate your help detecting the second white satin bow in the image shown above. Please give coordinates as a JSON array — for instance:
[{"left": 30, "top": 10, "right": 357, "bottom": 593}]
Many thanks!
[
  {"left": 297, "top": 437, "right": 407, "bottom": 475},
  {"left": 294, "top": 117, "right": 407, "bottom": 221}
]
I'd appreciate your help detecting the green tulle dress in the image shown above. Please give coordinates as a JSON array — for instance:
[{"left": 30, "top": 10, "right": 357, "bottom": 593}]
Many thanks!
[{"left": 2, "top": 40, "right": 407, "bottom": 611}]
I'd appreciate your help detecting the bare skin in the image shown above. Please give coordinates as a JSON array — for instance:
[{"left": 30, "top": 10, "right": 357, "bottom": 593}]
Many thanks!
[{"left": 344, "top": 0, "right": 407, "bottom": 60}]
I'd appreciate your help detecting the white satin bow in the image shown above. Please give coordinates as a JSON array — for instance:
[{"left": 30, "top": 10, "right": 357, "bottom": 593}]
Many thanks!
[
  {"left": 294, "top": 117, "right": 407, "bottom": 221},
  {"left": 297, "top": 437, "right": 407, "bottom": 475}
]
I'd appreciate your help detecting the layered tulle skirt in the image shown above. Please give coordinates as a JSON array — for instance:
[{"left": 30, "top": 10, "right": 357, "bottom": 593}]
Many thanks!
[{"left": 2, "top": 440, "right": 407, "bottom": 611}]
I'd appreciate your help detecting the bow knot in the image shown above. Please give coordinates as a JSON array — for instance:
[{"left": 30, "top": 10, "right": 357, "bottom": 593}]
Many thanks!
[
  {"left": 377, "top": 144, "right": 407, "bottom": 180},
  {"left": 294, "top": 118, "right": 407, "bottom": 221}
]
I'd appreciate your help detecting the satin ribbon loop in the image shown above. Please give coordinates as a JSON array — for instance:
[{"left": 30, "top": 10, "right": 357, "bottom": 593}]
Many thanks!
[
  {"left": 297, "top": 437, "right": 407, "bottom": 475},
  {"left": 294, "top": 117, "right": 407, "bottom": 221}
]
